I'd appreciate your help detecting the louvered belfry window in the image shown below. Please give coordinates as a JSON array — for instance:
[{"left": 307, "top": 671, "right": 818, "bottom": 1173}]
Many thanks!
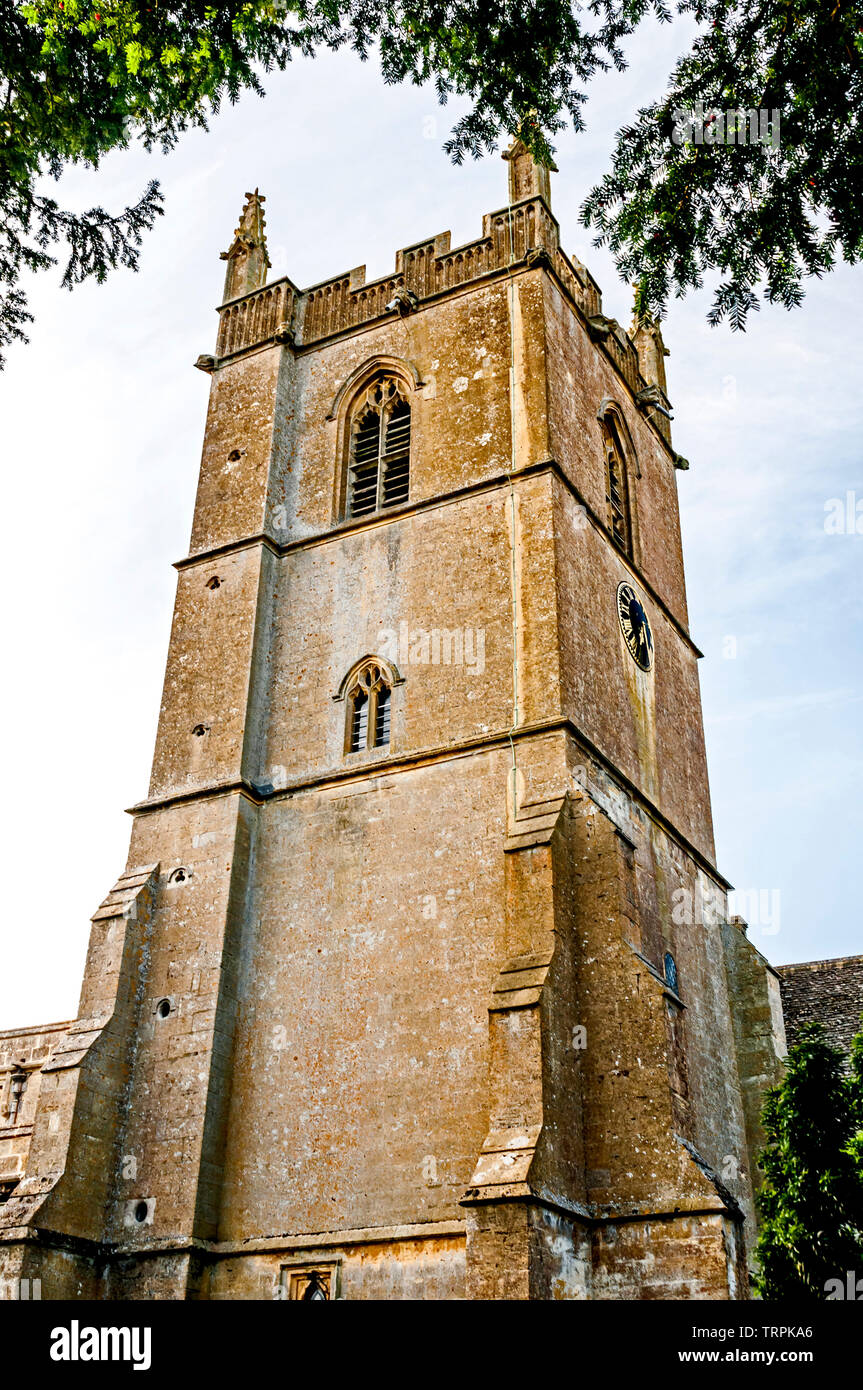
[
  {"left": 346, "top": 662, "right": 392, "bottom": 753},
  {"left": 347, "top": 377, "right": 411, "bottom": 518},
  {"left": 350, "top": 689, "right": 369, "bottom": 752},
  {"left": 374, "top": 686, "right": 391, "bottom": 746},
  {"left": 603, "top": 419, "right": 632, "bottom": 555}
]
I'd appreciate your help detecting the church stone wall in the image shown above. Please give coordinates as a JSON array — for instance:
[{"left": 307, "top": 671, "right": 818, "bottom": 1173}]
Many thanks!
[
  {"left": 204, "top": 1231, "right": 466, "bottom": 1300},
  {"left": 0, "top": 157, "right": 803, "bottom": 1300},
  {"left": 189, "top": 346, "right": 283, "bottom": 556},
  {"left": 269, "top": 279, "right": 538, "bottom": 542},
  {"left": 543, "top": 278, "right": 689, "bottom": 630},
  {"left": 255, "top": 473, "right": 558, "bottom": 789},
  {"left": 148, "top": 542, "right": 272, "bottom": 800},
  {"left": 117, "top": 795, "right": 257, "bottom": 1248},
  {"left": 592, "top": 1212, "right": 747, "bottom": 1300},
  {"left": 552, "top": 481, "right": 714, "bottom": 858},
  {"left": 217, "top": 749, "right": 508, "bottom": 1242},
  {"left": 720, "top": 917, "right": 787, "bottom": 1268},
  {"left": 0, "top": 1022, "right": 70, "bottom": 1194}
]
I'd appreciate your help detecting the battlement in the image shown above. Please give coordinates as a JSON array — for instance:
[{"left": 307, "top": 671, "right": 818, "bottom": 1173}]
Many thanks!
[{"left": 208, "top": 189, "right": 669, "bottom": 440}]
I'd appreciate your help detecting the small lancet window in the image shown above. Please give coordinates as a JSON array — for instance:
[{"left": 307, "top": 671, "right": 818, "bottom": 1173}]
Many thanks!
[
  {"left": 345, "top": 662, "right": 392, "bottom": 753},
  {"left": 664, "top": 951, "right": 679, "bottom": 996},
  {"left": 347, "top": 377, "right": 411, "bottom": 518},
  {"left": 602, "top": 417, "right": 632, "bottom": 555}
]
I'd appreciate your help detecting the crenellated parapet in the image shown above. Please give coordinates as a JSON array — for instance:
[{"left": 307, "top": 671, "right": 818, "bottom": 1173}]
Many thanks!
[
  {"left": 205, "top": 184, "right": 668, "bottom": 443},
  {"left": 215, "top": 195, "right": 562, "bottom": 350},
  {"left": 215, "top": 278, "right": 296, "bottom": 359}
]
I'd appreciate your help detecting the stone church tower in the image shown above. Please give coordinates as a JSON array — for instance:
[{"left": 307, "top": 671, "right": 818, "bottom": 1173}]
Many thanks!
[{"left": 1, "top": 148, "right": 784, "bottom": 1300}]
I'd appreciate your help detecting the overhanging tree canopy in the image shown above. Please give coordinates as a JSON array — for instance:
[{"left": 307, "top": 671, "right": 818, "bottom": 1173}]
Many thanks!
[
  {"left": 2, "top": 0, "right": 861, "bottom": 365},
  {"left": 583, "top": 0, "right": 863, "bottom": 329},
  {"left": 756, "top": 1022, "right": 863, "bottom": 1300}
]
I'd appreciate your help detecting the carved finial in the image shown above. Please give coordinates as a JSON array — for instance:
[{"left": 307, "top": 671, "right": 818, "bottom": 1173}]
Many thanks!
[
  {"left": 220, "top": 189, "right": 271, "bottom": 303},
  {"left": 630, "top": 287, "right": 670, "bottom": 397},
  {"left": 501, "top": 135, "right": 557, "bottom": 208}
]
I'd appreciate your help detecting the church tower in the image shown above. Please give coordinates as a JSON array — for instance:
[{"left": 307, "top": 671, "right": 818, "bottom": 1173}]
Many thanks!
[{"left": 1, "top": 148, "right": 764, "bottom": 1299}]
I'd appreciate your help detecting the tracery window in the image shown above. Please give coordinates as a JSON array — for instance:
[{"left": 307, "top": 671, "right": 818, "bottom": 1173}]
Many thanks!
[
  {"left": 347, "top": 377, "right": 411, "bottom": 517},
  {"left": 602, "top": 416, "right": 633, "bottom": 555},
  {"left": 345, "top": 661, "right": 392, "bottom": 753},
  {"left": 280, "top": 1264, "right": 337, "bottom": 1300}
]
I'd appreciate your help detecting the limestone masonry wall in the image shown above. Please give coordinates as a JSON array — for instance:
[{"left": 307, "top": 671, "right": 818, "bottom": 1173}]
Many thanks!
[
  {"left": 0, "top": 1023, "right": 70, "bottom": 1192},
  {"left": 1, "top": 148, "right": 830, "bottom": 1300}
]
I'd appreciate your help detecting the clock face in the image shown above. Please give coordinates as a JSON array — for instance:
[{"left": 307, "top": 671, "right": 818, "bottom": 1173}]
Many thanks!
[{"left": 617, "top": 581, "right": 654, "bottom": 672}]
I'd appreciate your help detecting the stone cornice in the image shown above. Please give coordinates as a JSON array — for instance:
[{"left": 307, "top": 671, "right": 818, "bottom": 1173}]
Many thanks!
[
  {"left": 127, "top": 718, "right": 731, "bottom": 891},
  {"left": 0, "top": 1020, "right": 74, "bottom": 1041},
  {"left": 175, "top": 458, "right": 700, "bottom": 657},
  {"left": 0, "top": 1199, "right": 739, "bottom": 1260}
]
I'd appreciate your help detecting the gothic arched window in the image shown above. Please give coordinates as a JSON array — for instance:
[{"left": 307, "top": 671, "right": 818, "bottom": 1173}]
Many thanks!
[
  {"left": 664, "top": 951, "right": 679, "bottom": 996},
  {"left": 347, "top": 376, "right": 411, "bottom": 518},
  {"left": 602, "top": 416, "right": 633, "bottom": 555},
  {"left": 302, "top": 1272, "right": 330, "bottom": 1300},
  {"left": 345, "top": 661, "right": 392, "bottom": 753}
]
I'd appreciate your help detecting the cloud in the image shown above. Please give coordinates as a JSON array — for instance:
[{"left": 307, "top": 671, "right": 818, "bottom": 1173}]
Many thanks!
[{"left": 706, "top": 688, "right": 862, "bottom": 726}]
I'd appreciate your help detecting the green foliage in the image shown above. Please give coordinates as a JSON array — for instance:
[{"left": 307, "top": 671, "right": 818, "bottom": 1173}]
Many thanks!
[
  {"left": 3, "top": 0, "right": 665, "bottom": 363},
  {"left": 582, "top": 0, "right": 863, "bottom": 327},
  {"left": 2, "top": 0, "right": 861, "bottom": 359},
  {"left": 1, "top": 0, "right": 168, "bottom": 365},
  {"left": 755, "top": 1021, "right": 863, "bottom": 1300}
]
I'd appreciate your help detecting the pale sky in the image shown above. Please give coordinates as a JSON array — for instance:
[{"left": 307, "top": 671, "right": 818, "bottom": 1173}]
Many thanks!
[{"left": 2, "top": 22, "right": 860, "bottom": 1028}]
